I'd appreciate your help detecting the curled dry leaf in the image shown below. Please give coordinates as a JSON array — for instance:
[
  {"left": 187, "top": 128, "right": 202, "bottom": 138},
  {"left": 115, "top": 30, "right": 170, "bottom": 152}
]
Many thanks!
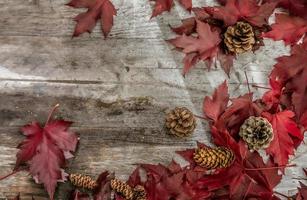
[
  {"left": 15, "top": 105, "right": 78, "bottom": 199},
  {"left": 67, "top": 0, "right": 117, "bottom": 38}
]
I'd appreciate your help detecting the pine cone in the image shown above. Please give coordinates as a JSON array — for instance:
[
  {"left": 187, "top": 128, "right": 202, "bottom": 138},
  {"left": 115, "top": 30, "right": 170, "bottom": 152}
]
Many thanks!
[
  {"left": 239, "top": 116, "right": 274, "bottom": 151},
  {"left": 224, "top": 21, "right": 256, "bottom": 54},
  {"left": 165, "top": 107, "right": 196, "bottom": 137},
  {"left": 193, "top": 147, "right": 235, "bottom": 169},
  {"left": 133, "top": 185, "right": 146, "bottom": 200},
  {"left": 111, "top": 179, "right": 134, "bottom": 200},
  {"left": 69, "top": 173, "right": 98, "bottom": 190}
]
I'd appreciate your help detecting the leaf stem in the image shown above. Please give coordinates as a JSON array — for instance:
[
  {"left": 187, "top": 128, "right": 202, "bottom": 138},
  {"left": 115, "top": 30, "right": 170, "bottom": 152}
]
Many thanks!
[
  {"left": 243, "top": 179, "right": 253, "bottom": 200},
  {"left": 292, "top": 177, "right": 307, "bottom": 181},
  {"left": 45, "top": 103, "right": 60, "bottom": 126},
  {"left": 194, "top": 114, "right": 207, "bottom": 120},
  {"left": 274, "top": 191, "right": 290, "bottom": 199},
  {"left": 252, "top": 84, "right": 270, "bottom": 90},
  {"left": 0, "top": 170, "right": 21, "bottom": 181},
  {"left": 244, "top": 71, "right": 252, "bottom": 95},
  {"left": 245, "top": 164, "right": 296, "bottom": 171}
]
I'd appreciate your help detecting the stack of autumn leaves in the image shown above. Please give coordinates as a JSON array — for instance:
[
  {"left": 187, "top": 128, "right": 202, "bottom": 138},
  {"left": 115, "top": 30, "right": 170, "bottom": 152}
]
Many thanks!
[{"left": 167, "top": 0, "right": 307, "bottom": 79}]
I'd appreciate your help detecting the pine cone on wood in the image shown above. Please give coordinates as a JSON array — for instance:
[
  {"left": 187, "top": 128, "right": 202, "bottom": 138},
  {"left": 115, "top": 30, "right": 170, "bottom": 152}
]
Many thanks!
[
  {"left": 224, "top": 21, "right": 256, "bottom": 54},
  {"left": 239, "top": 116, "right": 274, "bottom": 151},
  {"left": 69, "top": 173, "right": 98, "bottom": 190},
  {"left": 165, "top": 107, "right": 196, "bottom": 137},
  {"left": 193, "top": 147, "right": 235, "bottom": 169},
  {"left": 111, "top": 179, "right": 134, "bottom": 200}
]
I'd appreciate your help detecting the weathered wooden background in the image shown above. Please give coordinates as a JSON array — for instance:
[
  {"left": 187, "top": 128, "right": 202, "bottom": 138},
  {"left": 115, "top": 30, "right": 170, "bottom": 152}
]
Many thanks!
[{"left": 0, "top": 0, "right": 306, "bottom": 199}]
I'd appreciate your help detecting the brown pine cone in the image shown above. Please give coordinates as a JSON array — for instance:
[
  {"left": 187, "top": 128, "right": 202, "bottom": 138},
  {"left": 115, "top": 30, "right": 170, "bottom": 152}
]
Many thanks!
[
  {"left": 133, "top": 185, "right": 146, "bottom": 200},
  {"left": 165, "top": 107, "right": 196, "bottom": 137},
  {"left": 193, "top": 147, "right": 235, "bottom": 169},
  {"left": 224, "top": 21, "right": 256, "bottom": 54},
  {"left": 239, "top": 116, "right": 274, "bottom": 151},
  {"left": 111, "top": 179, "right": 134, "bottom": 200},
  {"left": 69, "top": 173, "right": 98, "bottom": 190}
]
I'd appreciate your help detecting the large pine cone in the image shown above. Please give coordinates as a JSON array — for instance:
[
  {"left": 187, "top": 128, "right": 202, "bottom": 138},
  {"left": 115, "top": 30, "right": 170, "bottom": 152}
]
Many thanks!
[
  {"left": 165, "top": 107, "right": 196, "bottom": 137},
  {"left": 193, "top": 147, "right": 235, "bottom": 169},
  {"left": 69, "top": 173, "right": 98, "bottom": 190},
  {"left": 239, "top": 116, "right": 274, "bottom": 151},
  {"left": 224, "top": 21, "right": 256, "bottom": 54}
]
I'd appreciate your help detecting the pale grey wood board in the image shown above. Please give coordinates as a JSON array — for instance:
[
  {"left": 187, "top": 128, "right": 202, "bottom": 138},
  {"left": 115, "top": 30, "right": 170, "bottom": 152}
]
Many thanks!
[{"left": 0, "top": 0, "right": 306, "bottom": 199}]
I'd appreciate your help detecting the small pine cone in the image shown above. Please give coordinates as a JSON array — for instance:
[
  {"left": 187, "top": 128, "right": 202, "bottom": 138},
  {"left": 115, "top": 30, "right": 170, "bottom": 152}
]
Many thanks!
[
  {"left": 165, "top": 107, "right": 196, "bottom": 137},
  {"left": 69, "top": 173, "right": 98, "bottom": 190},
  {"left": 239, "top": 116, "right": 274, "bottom": 151},
  {"left": 133, "top": 185, "right": 146, "bottom": 200},
  {"left": 193, "top": 147, "right": 235, "bottom": 169},
  {"left": 224, "top": 21, "right": 256, "bottom": 54},
  {"left": 111, "top": 179, "right": 134, "bottom": 200}
]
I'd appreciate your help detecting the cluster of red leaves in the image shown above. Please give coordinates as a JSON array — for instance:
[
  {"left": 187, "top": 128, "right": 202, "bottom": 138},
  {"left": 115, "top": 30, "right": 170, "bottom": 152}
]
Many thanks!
[
  {"left": 168, "top": 0, "right": 276, "bottom": 76},
  {"left": 263, "top": 0, "right": 307, "bottom": 44},
  {"left": 67, "top": 0, "right": 117, "bottom": 37}
]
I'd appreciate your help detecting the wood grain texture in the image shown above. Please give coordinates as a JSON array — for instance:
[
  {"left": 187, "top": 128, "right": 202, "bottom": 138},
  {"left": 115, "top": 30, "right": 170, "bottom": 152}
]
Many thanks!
[{"left": 0, "top": 0, "right": 306, "bottom": 199}]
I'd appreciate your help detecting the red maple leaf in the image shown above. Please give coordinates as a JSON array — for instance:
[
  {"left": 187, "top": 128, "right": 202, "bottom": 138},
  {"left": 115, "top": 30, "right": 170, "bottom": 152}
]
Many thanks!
[
  {"left": 203, "top": 0, "right": 276, "bottom": 26},
  {"left": 150, "top": 0, "right": 192, "bottom": 18},
  {"left": 270, "top": 41, "right": 307, "bottom": 119},
  {"left": 15, "top": 104, "right": 78, "bottom": 199},
  {"left": 67, "top": 0, "right": 117, "bottom": 38},
  {"left": 262, "top": 78, "right": 283, "bottom": 111},
  {"left": 203, "top": 81, "right": 229, "bottom": 123},
  {"left": 263, "top": 14, "right": 307, "bottom": 45},
  {"left": 262, "top": 110, "right": 303, "bottom": 166},
  {"left": 168, "top": 20, "right": 221, "bottom": 75}
]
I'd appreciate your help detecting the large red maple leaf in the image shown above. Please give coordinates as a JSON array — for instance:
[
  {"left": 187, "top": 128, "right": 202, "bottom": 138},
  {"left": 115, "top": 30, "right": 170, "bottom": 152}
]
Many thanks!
[
  {"left": 262, "top": 110, "right": 303, "bottom": 166},
  {"left": 203, "top": 0, "right": 276, "bottom": 26},
  {"left": 263, "top": 14, "right": 307, "bottom": 45},
  {"left": 150, "top": 0, "right": 192, "bottom": 18},
  {"left": 67, "top": 0, "right": 117, "bottom": 37},
  {"left": 168, "top": 20, "right": 221, "bottom": 75},
  {"left": 15, "top": 105, "right": 78, "bottom": 199}
]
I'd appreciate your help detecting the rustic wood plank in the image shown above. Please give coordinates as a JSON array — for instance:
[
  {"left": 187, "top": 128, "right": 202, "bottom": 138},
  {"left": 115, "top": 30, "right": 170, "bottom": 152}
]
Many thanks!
[
  {"left": 0, "top": 36, "right": 289, "bottom": 78},
  {"left": 0, "top": 0, "right": 215, "bottom": 39}
]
